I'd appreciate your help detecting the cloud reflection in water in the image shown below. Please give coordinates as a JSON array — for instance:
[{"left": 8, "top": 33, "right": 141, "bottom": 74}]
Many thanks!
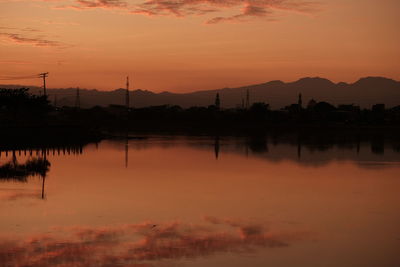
[{"left": 0, "top": 217, "right": 309, "bottom": 267}]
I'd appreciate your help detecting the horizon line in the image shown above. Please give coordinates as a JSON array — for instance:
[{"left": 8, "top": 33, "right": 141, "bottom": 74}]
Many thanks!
[{"left": 0, "top": 75, "right": 398, "bottom": 94}]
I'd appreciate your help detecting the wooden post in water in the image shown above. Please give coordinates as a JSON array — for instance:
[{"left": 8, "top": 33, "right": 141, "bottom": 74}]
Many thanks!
[{"left": 12, "top": 150, "right": 16, "bottom": 166}]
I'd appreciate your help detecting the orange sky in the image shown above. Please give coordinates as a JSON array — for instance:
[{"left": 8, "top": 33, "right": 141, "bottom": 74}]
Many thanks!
[{"left": 0, "top": 0, "right": 399, "bottom": 92}]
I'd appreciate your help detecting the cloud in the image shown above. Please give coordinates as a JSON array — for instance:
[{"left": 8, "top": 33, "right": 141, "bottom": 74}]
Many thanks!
[
  {"left": 20, "top": 27, "right": 43, "bottom": 32},
  {"left": 47, "top": 0, "right": 319, "bottom": 23},
  {"left": 55, "top": 0, "right": 128, "bottom": 10},
  {"left": 42, "top": 20, "right": 80, "bottom": 26},
  {"left": 0, "top": 218, "right": 310, "bottom": 266},
  {"left": 0, "top": 32, "right": 67, "bottom": 48},
  {"left": 131, "top": 0, "right": 320, "bottom": 24}
]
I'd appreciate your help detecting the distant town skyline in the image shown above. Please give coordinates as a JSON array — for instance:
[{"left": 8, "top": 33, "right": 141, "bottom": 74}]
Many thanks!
[{"left": 1, "top": 0, "right": 399, "bottom": 92}]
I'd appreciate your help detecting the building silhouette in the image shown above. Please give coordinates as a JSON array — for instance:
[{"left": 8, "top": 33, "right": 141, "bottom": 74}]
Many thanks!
[{"left": 215, "top": 93, "right": 220, "bottom": 110}]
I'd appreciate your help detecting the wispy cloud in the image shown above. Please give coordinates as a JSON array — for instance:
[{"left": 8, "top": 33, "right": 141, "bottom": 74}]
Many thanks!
[
  {"left": 42, "top": 19, "right": 80, "bottom": 26},
  {"left": 0, "top": 32, "right": 66, "bottom": 47},
  {"left": 20, "top": 27, "right": 43, "bottom": 32},
  {"left": 0, "top": 217, "right": 310, "bottom": 266},
  {"left": 47, "top": 0, "right": 320, "bottom": 24},
  {"left": 55, "top": 0, "right": 128, "bottom": 10},
  {"left": 2, "top": 0, "right": 319, "bottom": 24},
  {"left": 131, "top": 0, "right": 320, "bottom": 24},
  {"left": 0, "top": 25, "right": 69, "bottom": 48}
]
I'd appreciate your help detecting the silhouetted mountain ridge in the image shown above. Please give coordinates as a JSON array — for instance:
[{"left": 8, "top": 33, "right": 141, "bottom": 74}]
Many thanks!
[
  {"left": 354, "top": 76, "right": 398, "bottom": 87},
  {"left": 1, "top": 76, "right": 399, "bottom": 109}
]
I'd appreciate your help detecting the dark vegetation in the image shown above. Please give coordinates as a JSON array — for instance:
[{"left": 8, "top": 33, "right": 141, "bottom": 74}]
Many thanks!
[
  {"left": 1, "top": 88, "right": 397, "bottom": 183},
  {"left": 0, "top": 88, "right": 399, "bottom": 139},
  {"left": 0, "top": 88, "right": 50, "bottom": 123},
  {"left": 0, "top": 88, "right": 101, "bottom": 145}
]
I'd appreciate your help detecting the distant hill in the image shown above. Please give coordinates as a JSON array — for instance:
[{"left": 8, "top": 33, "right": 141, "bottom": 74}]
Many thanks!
[{"left": 1, "top": 77, "right": 399, "bottom": 109}]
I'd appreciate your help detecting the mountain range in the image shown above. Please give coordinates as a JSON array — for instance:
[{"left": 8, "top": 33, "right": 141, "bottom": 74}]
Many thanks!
[{"left": 1, "top": 77, "right": 399, "bottom": 109}]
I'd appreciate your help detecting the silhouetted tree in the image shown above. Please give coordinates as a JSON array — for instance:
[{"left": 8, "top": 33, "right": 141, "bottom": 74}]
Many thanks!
[
  {"left": 307, "top": 99, "right": 317, "bottom": 110},
  {"left": 249, "top": 102, "right": 269, "bottom": 120},
  {"left": 313, "top": 101, "right": 336, "bottom": 113},
  {"left": 0, "top": 88, "right": 51, "bottom": 122}
]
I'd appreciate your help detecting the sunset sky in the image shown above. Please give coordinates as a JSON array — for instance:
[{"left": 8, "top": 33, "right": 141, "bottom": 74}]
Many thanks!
[{"left": 0, "top": 0, "right": 399, "bottom": 92}]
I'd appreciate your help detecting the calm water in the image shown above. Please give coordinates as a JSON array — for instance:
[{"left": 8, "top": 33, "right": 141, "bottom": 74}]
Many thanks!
[{"left": 1, "top": 136, "right": 400, "bottom": 267}]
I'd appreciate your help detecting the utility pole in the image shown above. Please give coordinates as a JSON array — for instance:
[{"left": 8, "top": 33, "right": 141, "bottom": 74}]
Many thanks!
[
  {"left": 75, "top": 87, "right": 80, "bottom": 109},
  {"left": 39, "top": 72, "right": 49, "bottom": 96},
  {"left": 126, "top": 76, "right": 130, "bottom": 109}
]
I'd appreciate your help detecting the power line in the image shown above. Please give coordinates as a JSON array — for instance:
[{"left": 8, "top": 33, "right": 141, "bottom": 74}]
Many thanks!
[
  {"left": 0, "top": 75, "right": 39, "bottom": 80},
  {"left": 0, "top": 72, "right": 49, "bottom": 96}
]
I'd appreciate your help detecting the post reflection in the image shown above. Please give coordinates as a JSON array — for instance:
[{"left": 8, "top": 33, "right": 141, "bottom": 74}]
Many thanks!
[
  {"left": 202, "top": 133, "right": 398, "bottom": 166},
  {"left": 118, "top": 133, "right": 400, "bottom": 168},
  {"left": 125, "top": 137, "right": 129, "bottom": 168},
  {"left": 0, "top": 145, "right": 84, "bottom": 200},
  {"left": 214, "top": 136, "right": 220, "bottom": 159}
]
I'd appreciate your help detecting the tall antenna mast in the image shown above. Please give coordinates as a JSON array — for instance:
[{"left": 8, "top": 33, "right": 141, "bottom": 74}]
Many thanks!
[
  {"left": 246, "top": 89, "right": 250, "bottom": 109},
  {"left": 75, "top": 87, "right": 80, "bottom": 109},
  {"left": 126, "top": 76, "right": 130, "bottom": 109},
  {"left": 39, "top": 72, "right": 49, "bottom": 96}
]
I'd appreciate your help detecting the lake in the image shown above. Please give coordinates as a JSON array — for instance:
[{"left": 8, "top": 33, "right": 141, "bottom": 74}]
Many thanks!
[{"left": 1, "top": 135, "right": 399, "bottom": 267}]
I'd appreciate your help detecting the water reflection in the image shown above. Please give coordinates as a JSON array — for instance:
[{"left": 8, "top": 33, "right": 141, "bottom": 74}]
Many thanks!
[
  {"left": 0, "top": 146, "right": 83, "bottom": 200},
  {"left": 0, "top": 217, "right": 307, "bottom": 267},
  {"left": 1, "top": 135, "right": 399, "bottom": 202},
  {"left": 0, "top": 154, "right": 49, "bottom": 182},
  {"left": 1, "top": 135, "right": 399, "bottom": 267},
  {"left": 121, "top": 134, "right": 400, "bottom": 168},
  {"left": 214, "top": 136, "right": 220, "bottom": 159}
]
